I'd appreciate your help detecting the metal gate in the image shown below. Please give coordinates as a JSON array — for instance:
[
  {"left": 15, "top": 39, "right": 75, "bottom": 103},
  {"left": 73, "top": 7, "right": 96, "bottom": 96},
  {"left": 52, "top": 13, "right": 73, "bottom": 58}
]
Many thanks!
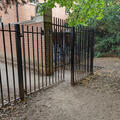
[
  {"left": 52, "top": 18, "right": 94, "bottom": 85},
  {"left": 71, "top": 27, "right": 94, "bottom": 85},
  {"left": 0, "top": 17, "right": 94, "bottom": 107}
]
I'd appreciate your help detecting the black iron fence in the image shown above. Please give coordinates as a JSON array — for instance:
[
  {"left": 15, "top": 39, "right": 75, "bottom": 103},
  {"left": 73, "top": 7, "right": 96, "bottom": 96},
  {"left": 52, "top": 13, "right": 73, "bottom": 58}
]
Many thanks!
[
  {"left": 0, "top": 17, "right": 94, "bottom": 107},
  {"left": 71, "top": 27, "right": 94, "bottom": 85}
]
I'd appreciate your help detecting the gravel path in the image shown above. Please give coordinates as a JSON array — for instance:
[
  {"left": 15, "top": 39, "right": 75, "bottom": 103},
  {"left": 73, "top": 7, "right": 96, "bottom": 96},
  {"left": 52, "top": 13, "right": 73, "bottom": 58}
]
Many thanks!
[{"left": 0, "top": 57, "right": 120, "bottom": 120}]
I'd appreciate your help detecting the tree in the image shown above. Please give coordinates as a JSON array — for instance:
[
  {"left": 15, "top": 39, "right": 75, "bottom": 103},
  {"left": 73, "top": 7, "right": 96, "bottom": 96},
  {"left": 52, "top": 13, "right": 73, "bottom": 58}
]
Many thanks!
[
  {"left": 38, "top": 0, "right": 105, "bottom": 26},
  {"left": 92, "top": 0, "right": 120, "bottom": 57},
  {"left": 1, "top": 0, "right": 105, "bottom": 26}
]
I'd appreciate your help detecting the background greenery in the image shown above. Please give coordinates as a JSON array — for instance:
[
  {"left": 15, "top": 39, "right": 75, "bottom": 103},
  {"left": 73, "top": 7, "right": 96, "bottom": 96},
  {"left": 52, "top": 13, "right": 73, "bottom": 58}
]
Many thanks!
[
  {"left": 38, "top": 0, "right": 120, "bottom": 57},
  {"left": 88, "top": 0, "right": 120, "bottom": 57},
  {"left": 7, "top": 0, "right": 119, "bottom": 57}
]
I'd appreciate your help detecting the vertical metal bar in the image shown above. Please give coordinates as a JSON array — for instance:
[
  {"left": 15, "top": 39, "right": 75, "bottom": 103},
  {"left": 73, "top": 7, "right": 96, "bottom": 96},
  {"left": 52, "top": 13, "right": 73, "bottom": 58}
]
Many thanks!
[
  {"left": 81, "top": 27, "right": 84, "bottom": 73},
  {"left": 36, "top": 27, "right": 40, "bottom": 90},
  {"left": 86, "top": 28, "right": 88, "bottom": 74},
  {"left": 41, "top": 28, "right": 44, "bottom": 88},
  {"left": 84, "top": 28, "right": 86, "bottom": 74},
  {"left": 77, "top": 27, "right": 79, "bottom": 80},
  {"left": 1, "top": 23, "right": 10, "bottom": 103},
  {"left": 78, "top": 26, "right": 81, "bottom": 70},
  {"left": 55, "top": 29, "right": 57, "bottom": 83},
  {"left": 32, "top": 26, "right": 36, "bottom": 91},
  {"left": 15, "top": 24, "right": 24, "bottom": 101},
  {"left": 60, "top": 30, "right": 63, "bottom": 81},
  {"left": 74, "top": 27, "right": 77, "bottom": 81},
  {"left": 27, "top": 26, "right": 31, "bottom": 93},
  {"left": 53, "top": 18, "right": 55, "bottom": 83},
  {"left": 0, "top": 70, "right": 4, "bottom": 106},
  {"left": 51, "top": 29, "right": 54, "bottom": 84},
  {"left": 9, "top": 24, "right": 16, "bottom": 101},
  {"left": 53, "top": 18, "right": 56, "bottom": 84},
  {"left": 83, "top": 27, "right": 85, "bottom": 73},
  {"left": 80, "top": 27, "right": 83, "bottom": 72},
  {"left": 63, "top": 31, "right": 65, "bottom": 81},
  {"left": 77, "top": 27, "right": 79, "bottom": 79},
  {"left": 60, "top": 19, "right": 63, "bottom": 81},
  {"left": 62, "top": 20, "right": 66, "bottom": 80},
  {"left": 22, "top": 25, "right": 27, "bottom": 94},
  {"left": 83, "top": 28, "right": 85, "bottom": 73},
  {"left": 87, "top": 29, "right": 90, "bottom": 73},
  {"left": 84, "top": 28, "right": 87, "bottom": 74},
  {"left": 68, "top": 24, "right": 71, "bottom": 69},
  {"left": 86, "top": 28, "right": 89, "bottom": 74},
  {"left": 62, "top": 20, "right": 64, "bottom": 81},
  {"left": 76, "top": 27, "right": 78, "bottom": 80},
  {"left": 45, "top": 30, "right": 48, "bottom": 87},
  {"left": 71, "top": 27, "right": 75, "bottom": 85},
  {"left": 90, "top": 29, "right": 94, "bottom": 74},
  {"left": 48, "top": 30, "right": 51, "bottom": 85},
  {"left": 55, "top": 18, "right": 58, "bottom": 83},
  {"left": 58, "top": 18, "right": 60, "bottom": 83},
  {"left": 80, "top": 28, "right": 82, "bottom": 71},
  {"left": 51, "top": 21, "right": 54, "bottom": 84},
  {"left": 85, "top": 28, "right": 87, "bottom": 74}
]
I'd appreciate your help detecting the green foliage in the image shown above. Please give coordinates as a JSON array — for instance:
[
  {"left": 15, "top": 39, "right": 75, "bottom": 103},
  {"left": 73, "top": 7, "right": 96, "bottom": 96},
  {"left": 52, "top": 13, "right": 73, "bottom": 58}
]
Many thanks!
[
  {"left": 36, "top": 0, "right": 120, "bottom": 57},
  {"left": 37, "top": 0, "right": 105, "bottom": 26},
  {"left": 68, "top": 0, "right": 104, "bottom": 26},
  {"left": 95, "top": 35, "right": 120, "bottom": 57},
  {"left": 87, "top": 0, "right": 120, "bottom": 57},
  {"left": 94, "top": 1, "right": 120, "bottom": 57}
]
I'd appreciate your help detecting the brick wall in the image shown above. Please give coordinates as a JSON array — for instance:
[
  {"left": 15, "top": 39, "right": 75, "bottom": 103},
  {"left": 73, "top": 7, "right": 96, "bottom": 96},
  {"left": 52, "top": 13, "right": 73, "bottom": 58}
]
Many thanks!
[
  {"left": 0, "top": 22, "right": 47, "bottom": 72},
  {"left": 1, "top": 3, "right": 36, "bottom": 24},
  {"left": 0, "top": 1, "right": 68, "bottom": 24}
]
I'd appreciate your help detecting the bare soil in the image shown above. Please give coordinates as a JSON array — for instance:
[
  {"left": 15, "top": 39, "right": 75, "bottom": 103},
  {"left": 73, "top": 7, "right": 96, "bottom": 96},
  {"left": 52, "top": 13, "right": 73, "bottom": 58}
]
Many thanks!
[{"left": 0, "top": 57, "right": 120, "bottom": 120}]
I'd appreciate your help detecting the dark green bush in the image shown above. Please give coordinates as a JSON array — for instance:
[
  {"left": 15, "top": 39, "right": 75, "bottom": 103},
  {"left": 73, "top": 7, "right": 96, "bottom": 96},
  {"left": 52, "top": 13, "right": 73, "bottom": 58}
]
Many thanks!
[
  {"left": 95, "top": 35, "right": 120, "bottom": 57},
  {"left": 89, "top": 1, "right": 120, "bottom": 57}
]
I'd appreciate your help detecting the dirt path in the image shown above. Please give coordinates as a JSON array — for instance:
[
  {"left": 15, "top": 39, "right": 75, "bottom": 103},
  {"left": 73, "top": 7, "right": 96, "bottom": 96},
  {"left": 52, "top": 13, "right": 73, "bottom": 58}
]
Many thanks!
[{"left": 0, "top": 57, "right": 120, "bottom": 120}]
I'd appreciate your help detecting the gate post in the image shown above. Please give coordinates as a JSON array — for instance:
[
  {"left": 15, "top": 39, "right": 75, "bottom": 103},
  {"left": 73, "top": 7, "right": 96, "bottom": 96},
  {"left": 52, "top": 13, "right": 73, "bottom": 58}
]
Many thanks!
[
  {"left": 44, "top": 8, "right": 53, "bottom": 75},
  {"left": 15, "top": 24, "right": 24, "bottom": 101},
  {"left": 71, "top": 27, "right": 75, "bottom": 85},
  {"left": 90, "top": 29, "right": 95, "bottom": 74}
]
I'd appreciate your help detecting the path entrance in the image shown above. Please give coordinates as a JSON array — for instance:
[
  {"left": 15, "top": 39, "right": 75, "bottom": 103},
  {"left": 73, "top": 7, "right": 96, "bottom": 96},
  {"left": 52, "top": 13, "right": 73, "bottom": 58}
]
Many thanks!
[
  {"left": 1, "top": 57, "right": 120, "bottom": 120},
  {"left": 0, "top": 18, "right": 94, "bottom": 107}
]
